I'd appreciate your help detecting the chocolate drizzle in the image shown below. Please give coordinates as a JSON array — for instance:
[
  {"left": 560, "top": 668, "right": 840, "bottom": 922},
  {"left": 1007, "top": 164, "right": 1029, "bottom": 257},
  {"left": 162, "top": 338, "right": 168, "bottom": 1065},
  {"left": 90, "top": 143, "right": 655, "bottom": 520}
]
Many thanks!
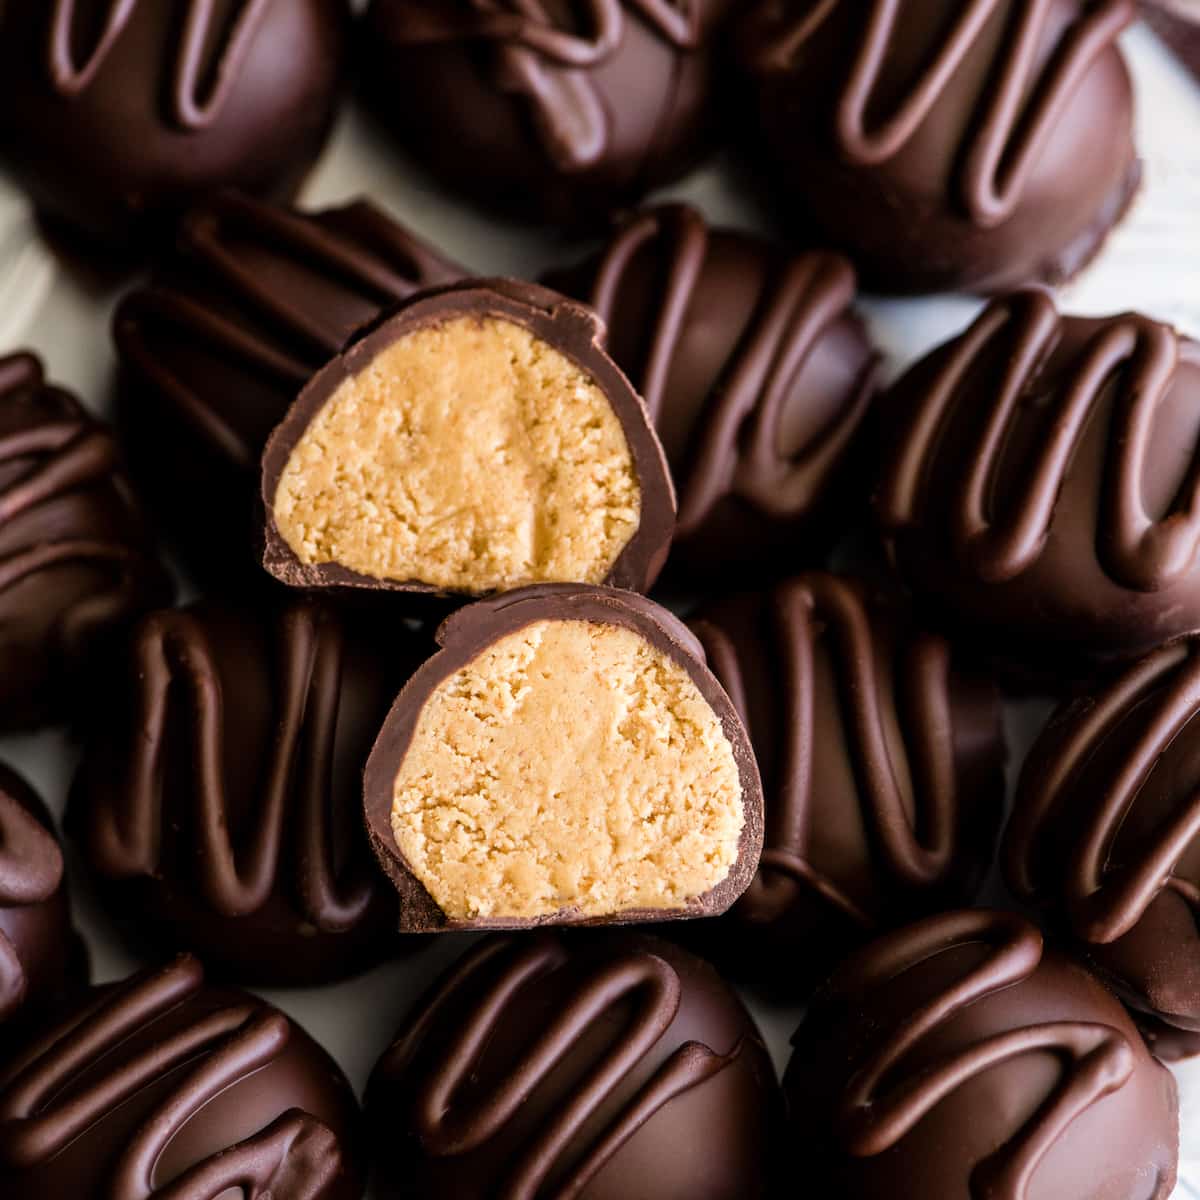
[
  {"left": 47, "top": 0, "right": 274, "bottom": 129},
  {"left": 382, "top": 1, "right": 701, "bottom": 170},
  {"left": 81, "top": 602, "right": 384, "bottom": 931},
  {"left": 0, "top": 956, "right": 354, "bottom": 1198},
  {"left": 878, "top": 289, "right": 1200, "bottom": 595},
  {"left": 753, "top": 0, "right": 1134, "bottom": 226},
  {"left": 580, "top": 204, "right": 878, "bottom": 540},
  {"left": 825, "top": 911, "right": 1134, "bottom": 1197},
  {"left": 369, "top": 931, "right": 779, "bottom": 1198}
]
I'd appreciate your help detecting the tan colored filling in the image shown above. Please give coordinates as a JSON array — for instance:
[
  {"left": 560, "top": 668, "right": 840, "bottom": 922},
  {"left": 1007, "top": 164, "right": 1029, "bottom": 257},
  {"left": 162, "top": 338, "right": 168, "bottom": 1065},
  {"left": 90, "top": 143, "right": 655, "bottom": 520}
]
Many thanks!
[
  {"left": 391, "top": 619, "right": 745, "bottom": 921},
  {"left": 271, "top": 315, "right": 642, "bottom": 591}
]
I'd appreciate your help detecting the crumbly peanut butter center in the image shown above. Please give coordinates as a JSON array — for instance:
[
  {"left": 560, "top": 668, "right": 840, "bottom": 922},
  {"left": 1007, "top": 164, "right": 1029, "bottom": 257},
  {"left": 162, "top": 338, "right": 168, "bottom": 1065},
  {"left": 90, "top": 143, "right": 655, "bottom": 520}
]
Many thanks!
[
  {"left": 271, "top": 315, "right": 642, "bottom": 592},
  {"left": 391, "top": 619, "right": 745, "bottom": 921}
]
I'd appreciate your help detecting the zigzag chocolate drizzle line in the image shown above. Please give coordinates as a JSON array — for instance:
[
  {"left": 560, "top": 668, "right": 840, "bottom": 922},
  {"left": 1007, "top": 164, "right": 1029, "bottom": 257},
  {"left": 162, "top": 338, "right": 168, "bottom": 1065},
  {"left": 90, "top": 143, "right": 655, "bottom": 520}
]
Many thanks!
[
  {"left": 1007, "top": 639, "right": 1200, "bottom": 943},
  {"left": 383, "top": 935, "right": 743, "bottom": 1200},
  {"left": 85, "top": 605, "right": 379, "bottom": 929},
  {"left": 829, "top": 910, "right": 1136, "bottom": 1200},
  {"left": 48, "top": 0, "right": 274, "bottom": 130},
  {"left": 757, "top": 0, "right": 1132, "bottom": 225},
  {"left": 384, "top": 1, "right": 698, "bottom": 171},
  {"left": 115, "top": 193, "right": 460, "bottom": 469},
  {"left": 0, "top": 956, "right": 340, "bottom": 1199},
  {"left": 692, "top": 574, "right": 958, "bottom": 927},
  {"left": 877, "top": 290, "right": 1200, "bottom": 591},
  {"left": 586, "top": 205, "right": 878, "bottom": 535}
]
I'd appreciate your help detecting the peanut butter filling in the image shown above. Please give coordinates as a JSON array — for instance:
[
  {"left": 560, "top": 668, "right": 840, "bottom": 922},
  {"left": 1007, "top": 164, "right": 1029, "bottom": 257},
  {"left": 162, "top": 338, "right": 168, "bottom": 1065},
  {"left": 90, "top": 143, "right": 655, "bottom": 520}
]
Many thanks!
[
  {"left": 391, "top": 619, "right": 745, "bottom": 921},
  {"left": 270, "top": 315, "right": 642, "bottom": 592}
]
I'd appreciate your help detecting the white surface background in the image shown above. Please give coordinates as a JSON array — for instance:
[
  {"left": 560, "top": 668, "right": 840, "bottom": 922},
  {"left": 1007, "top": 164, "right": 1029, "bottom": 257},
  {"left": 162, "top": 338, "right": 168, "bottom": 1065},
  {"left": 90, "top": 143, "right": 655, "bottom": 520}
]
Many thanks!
[{"left": 0, "top": 19, "right": 1198, "bottom": 1198}]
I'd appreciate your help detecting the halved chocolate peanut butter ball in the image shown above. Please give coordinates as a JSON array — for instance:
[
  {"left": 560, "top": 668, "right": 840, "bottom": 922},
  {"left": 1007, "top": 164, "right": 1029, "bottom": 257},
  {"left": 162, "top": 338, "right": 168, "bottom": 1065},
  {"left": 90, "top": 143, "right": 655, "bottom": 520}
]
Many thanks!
[
  {"left": 364, "top": 585, "right": 764, "bottom": 931},
  {"left": 261, "top": 280, "right": 675, "bottom": 596}
]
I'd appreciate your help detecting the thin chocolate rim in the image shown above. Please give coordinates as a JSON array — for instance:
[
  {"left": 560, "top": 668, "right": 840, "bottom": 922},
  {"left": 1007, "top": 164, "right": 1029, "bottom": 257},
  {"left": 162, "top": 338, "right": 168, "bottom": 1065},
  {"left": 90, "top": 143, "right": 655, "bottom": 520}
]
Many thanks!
[
  {"left": 362, "top": 584, "right": 765, "bottom": 932},
  {"left": 260, "top": 279, "right": 676, "bottom": 596}
]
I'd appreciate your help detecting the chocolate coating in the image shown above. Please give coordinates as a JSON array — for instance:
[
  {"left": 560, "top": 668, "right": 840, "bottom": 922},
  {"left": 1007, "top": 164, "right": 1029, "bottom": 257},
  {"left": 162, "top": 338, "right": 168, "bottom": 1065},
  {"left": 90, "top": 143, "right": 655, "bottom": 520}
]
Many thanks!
[
  {"left": 113, "top": 191, "right": 464, "bottom": 584},
  {"left": 0, "top": 0, "right": 350, "bottom": 245},
  {"left": 0, "top": 353, "right": 169, "bottom": 730},
  {"left": 1005, "top": 637, "right": 1200, "bottom": 1048},
  {"left": 1144, "top": 0, "right": 1200, "bottom": 78},
  {"left": 736, "top": 0, "right": 1140, "bottom": 294},
  {"left": 260, "top": 280, "right": 676, "bottom": 597},
  {"left": 687, "top": 572, "right": 1005, "bottom": 990},
  {"left": 363, "top": 584, "right": 764, "bottom": 931},
  {"left": 0, "top": 763, "right": 87, "bottom": 1047},
  {"left": 875, "top": 290, "right": 1200, "bottom": 681},
  {"left": 544, "top": 204, "right": 881, "bottom": 582},
  {"left": 785, "top": 909, "right": 1179, "bottom": 1200},
  {"left": 365, "top": 930, "right": 781, "bottom": 1199},
  {"left": 361, "top": 0, "right": 736, "bottom": 227},
  {"left": 67, "top": 598, "right": 424, "bottom": 987},
  {"left": 0, "top": 955, "right": 364, "bottom": 1198}
]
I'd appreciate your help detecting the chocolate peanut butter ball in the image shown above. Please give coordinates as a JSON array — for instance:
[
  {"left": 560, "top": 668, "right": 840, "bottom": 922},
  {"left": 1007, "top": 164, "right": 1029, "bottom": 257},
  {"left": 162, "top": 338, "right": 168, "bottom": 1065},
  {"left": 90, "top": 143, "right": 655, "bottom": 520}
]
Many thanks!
[
  {"left": 261, "top": 281, "right": 675, "bottom": 598},
  {"left": 785, "top": 910, "right": 1179, "bottom": 1199},
  {"left": 366, "top": 931, "right": 782, "bottom": 1199},
  {"left": 0, "top": 763, "right": 87, "bottom": 1048},
  {"left": 68, "top": 598, "right": 426, "bottom": 986},
  {"left": 688, "top": 572, "right": 1005, "bottom": 990},
  {"left": 1005, "top": 637, "right": 1200, "bottom": 1057},
  {"left": 737, "top": 0, "right": 1140, "bottom": 293},
  {"left": 0, "top": 955, "right": 364, "bottom": 1198},
  {"left": 113, "top": 191, "right": 464, "bottom": 584},
  {"left": 545, "top": 204, "right": 881, "bottom": 583},
  {"left": 875, "top": 290, "right": 1200, "bottom": 682},
  {"left": 361, "top": 0, "right": 737, "bottom": 227},
  {"left": 0, "top": 0, "right": 350, "bottom": 245},
  {"left": 363, "top": 586, "right": 763, "bottom": 931},
  {"left": 0, "top": 353, "right": 169, "bottom": 730}
]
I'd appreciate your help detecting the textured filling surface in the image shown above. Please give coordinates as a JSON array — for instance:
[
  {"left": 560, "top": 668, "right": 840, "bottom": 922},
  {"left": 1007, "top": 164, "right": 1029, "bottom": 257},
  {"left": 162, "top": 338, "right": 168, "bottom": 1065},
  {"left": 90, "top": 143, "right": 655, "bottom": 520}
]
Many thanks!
[
  {"left": 391, "top": 619, "right": 745, "bottom": 920},
  {"left": 271, "top": 315, "right": 642, "bottom": 591}
]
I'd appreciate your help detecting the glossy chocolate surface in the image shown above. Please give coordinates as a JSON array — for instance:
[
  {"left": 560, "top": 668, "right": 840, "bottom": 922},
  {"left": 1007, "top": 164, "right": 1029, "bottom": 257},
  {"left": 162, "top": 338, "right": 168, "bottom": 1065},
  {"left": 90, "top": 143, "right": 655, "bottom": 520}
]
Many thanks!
[
  {"left": 361, "top": 0, "right": 736, "bottom": 227},
  {"left": 737, "top": 0, "right": 1140, "bottom": 293},
  {"left": 687, "top": 572, "right": 1005, "bottom": 990},
  {"left": 0, "top": 762, "right": 86, "bottom": 1046},
  {"left": 876, "top": 290, "right": 1200, "bottom": 681},
  {"left": 0, "top": 353, "right": 169, "bottom": 730},
  {"left": 0, "top": 955, "right": 364, "bottom": 1198},
  {"left": 0, "top": 0, "right": 350, "bottom": 244},
  {"left": 260, "top": 281, "right": 676, "bottom": 598},
  {"left": 785, "top": 909, "right": 1178, "bottom": 1199},
  {"left": 366, "top": 930, "right": 781, "bottom": 1199},
  {"left": 1006, "top": 637, "right": 1200, "bottom": 1045},
  {"left": 113, "top": 191, "right": 464, "bottom": 584},
  {"left": 545, "top": 204, "right": 881, "bottom": 582},
  {"left": 69, "top": 599, "right": 424, "bottom": 986},
  {"left": 363, "top": 585, "right": 763, "bottom": 931}
]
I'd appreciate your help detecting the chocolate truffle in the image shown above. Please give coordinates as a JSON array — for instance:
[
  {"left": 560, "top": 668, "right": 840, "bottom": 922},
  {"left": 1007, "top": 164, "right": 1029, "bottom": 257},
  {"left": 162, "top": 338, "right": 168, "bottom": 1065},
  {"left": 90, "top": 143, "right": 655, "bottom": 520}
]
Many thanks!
[
  {"left": 0, "top": 955, "right": 364, "bottom": 1198},
  {"left": 363, "top": 585, "right": 763, "bottom": 931},
  {"left": 736, "top": 0, "right": 1140, "bottom": 294},
  {"left": 545, "top": 204, "right": 881, "bottom": 582},
  {"left": 687, "top": 572, "right": 1005, "bottom": 989},
  {"left": 1144, "top": 0, "right": 1200, "bottom": 78},
  {"left": 365, "top": 930, "right": 781, "bottom": 1199},
  {"left": 0, "top": 763, "right": 87, "bottom": 1045},
  {"left": 360, "top": 0, "right": 736, "bottom": 228},
  {"left": 113, "top": 190, "right": 464, "bottom": 584},
  {"left": 261, "top": 281, "right": 675, "bottom": 598},
  {"left": 785, "top": 909, "right": 1179, "bottom": 1200},
  {"left": 68, "top": 598, "right": 424, "bottom": 987},
  {"left": 0, "top": 0, "right": 350, "bottom": 245},
  {"left": 1005, "top": 637, "right": 1200, "bottom": 1055},
  {"left": 0, "top": 352, "right": 168, "bottom": 730},
  {"left": 875, "top": 290, "right": 1200, "bottom": 681}
]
